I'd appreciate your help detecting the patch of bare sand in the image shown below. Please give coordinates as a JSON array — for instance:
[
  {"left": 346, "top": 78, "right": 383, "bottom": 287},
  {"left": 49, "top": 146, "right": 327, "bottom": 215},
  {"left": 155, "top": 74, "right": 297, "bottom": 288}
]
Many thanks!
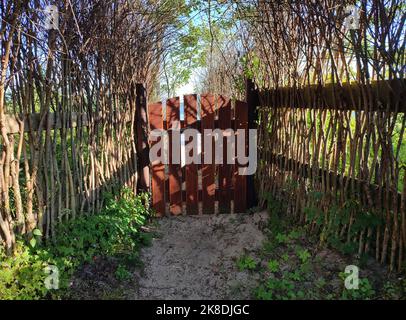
[{"left": 135, "top": 212, "right": 268, "bottom": 300}]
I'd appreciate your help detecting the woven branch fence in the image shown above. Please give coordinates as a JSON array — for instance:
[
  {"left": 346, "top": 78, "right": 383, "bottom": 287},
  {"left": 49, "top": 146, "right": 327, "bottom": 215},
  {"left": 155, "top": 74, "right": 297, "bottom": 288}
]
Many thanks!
[
  {"left": 242, "top": 0, "right": 406, "bottom": 272},
  {"left": 0, "top": 88, "right": 143, "bottom": 252},
  {"left": 256, "top": 80, "right": 406, "bottom": 271},
  {"left": 0, "top": 1, "right": 157, "bottom": 254}
]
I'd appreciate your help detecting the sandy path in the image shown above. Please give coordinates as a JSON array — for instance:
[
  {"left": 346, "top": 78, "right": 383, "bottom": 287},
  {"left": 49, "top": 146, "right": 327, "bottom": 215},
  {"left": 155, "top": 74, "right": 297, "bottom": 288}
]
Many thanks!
[{"left": 135, "top": 212, "right": 268, "bottom": 300}]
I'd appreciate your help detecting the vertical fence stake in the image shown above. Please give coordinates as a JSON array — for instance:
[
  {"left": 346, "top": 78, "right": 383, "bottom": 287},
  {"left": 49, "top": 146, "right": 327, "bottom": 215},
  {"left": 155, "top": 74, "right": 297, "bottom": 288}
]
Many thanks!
[
  {"left": 167, "top": 97, "right": 182, "bottom": 215},
  {"left": 234, "top": 100, "right": 248, "bottom": 213},
  {"left": 245, "top": 78, "right": 259, "bottom": 209},
  {"left": 201, "top": 94, "right": 216, "bottom": 214},
  {"left": 148, "top": 102, "right": 165, "bottom": 216},
  {"left": 184, "top": 94, "right": 199, "bottom": 215},
  {"left": 136, "top": 83, "right": 150, "bottom": 193}
]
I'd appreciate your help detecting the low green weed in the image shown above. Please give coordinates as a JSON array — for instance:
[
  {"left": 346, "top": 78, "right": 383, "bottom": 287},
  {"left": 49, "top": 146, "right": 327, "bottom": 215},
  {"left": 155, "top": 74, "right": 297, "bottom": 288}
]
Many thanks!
[
  {"left": 236, "top": 255, "right": 257, "bottom": 271},
  {"left": 115, "top": 264, "right": 132, "bottom": 281},
  {"left": 0, "top": 188, "right": 151, "bottom": 300}
]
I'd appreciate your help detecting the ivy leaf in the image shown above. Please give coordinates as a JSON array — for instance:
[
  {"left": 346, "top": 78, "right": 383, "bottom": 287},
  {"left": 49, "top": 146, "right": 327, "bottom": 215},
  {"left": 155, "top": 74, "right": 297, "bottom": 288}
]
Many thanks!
[
  {"left": 29, "top": 238, "right": 36, "bottom": 248},
  {"left": 33, "top": 229, "right": 42, "bottom": 236}
]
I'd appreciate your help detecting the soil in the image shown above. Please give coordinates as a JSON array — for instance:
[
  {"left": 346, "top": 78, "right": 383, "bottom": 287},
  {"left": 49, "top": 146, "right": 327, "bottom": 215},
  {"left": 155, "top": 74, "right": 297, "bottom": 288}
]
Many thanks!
[
  {"left": 67, "top": 212, "right": 269, "bottom": 300},
  {"left": 136, "top": 212, "right": 268, "bottom": 299},
  {"left": 66, "top": 211, "right": 405, "bottom": 300}
]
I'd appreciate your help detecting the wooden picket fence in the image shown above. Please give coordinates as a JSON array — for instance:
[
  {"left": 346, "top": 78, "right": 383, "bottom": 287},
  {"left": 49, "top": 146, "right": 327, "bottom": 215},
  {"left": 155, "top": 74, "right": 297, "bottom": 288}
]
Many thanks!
[{"left": 148, "top": 94, "right": 250, "bottom": 216}]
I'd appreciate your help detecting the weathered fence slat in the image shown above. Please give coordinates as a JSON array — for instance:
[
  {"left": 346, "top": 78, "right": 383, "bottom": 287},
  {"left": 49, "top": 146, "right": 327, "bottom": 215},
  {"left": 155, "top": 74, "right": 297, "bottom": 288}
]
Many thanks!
[
  {"left": 217, "top": 95, "right": 232, "bottom": 213},
  {"left": 234, "top": 101, "right": 248, "bottom": 213},
  {"left": 6, "top": 80, "right": 404, "bottom": 136},
  {"left": 246, "top": 79, "right": 259, "bottom": 209},
  {"left": 167, "top": 97, "right": 183, "bottom": 215},
  {"left": 136, "top": 83, "right": 150, "bottom": 192},
  {"left": 4, "top": 112, "right": 133, "bottom": 134},
  {"left": 184, "top": 94, "right": 199, "bottom": 215},
  {"left": 260, "top": 79, "right": 406, "bottom": 112},
  {"left": 201, "top": 94, "right": 216, "bottom": 214},
  {"left": 149, "top": 102, "right": 166, "bottom": 217}
]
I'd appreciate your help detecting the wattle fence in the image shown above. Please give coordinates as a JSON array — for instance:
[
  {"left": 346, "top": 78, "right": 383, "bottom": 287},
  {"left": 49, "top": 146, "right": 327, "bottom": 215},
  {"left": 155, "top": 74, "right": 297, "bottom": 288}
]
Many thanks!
[
  {"left": 0, "top": 84, "right": 148, "bottom": 253},
  {"left": 254, "top": 79, "right": 406, "bottom": 271},
  {"left": 1, "top": 76, "right": 405, "bottom": 271}
]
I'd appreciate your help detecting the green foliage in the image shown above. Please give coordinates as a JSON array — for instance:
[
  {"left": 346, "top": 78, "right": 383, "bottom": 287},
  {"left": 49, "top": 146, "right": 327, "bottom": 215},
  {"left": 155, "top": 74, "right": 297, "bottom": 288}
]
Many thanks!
[
  {"left": 115, "top": 264, "right": 132, "bottom": 281},
  {"left": 296, "top": 248, "right": 311, "bottom": 264},
  {"left": 275, "top": 233, "right": 289, "bottom": 244},
  {"left": 315, "top": 277, "right": 327, "bottom": 289},
  {"left": 236, "top": 255, "right": 257, "bottom": 271},
  {"left": 255, "top": 226, "right": 316, "bottom": 299},
  {"left": 264, "top": 193, "right": 291, "bottom": 237},
  {"left": 255, "top": 192, "right": 404, "bottom": 300},
  {"left": 281, "top": 253, "right": 289, "bottom": 262},
  {"left": 0, "top": 243, "right": 50, "bottom": 300},
  {"left": 267, "top": 260, "right": 279, "bottom": 273},
  {"left": 382, "top": 280, "right": 404, "bottom": 299},
  {"left": 256, "top": 240, "right": 380, "bottom": 301},
  {"left": 256, "top": 273, "right": 307, "bottom": 300},
  {"left": 265, "top": 182, "right": 386, "bottom": 263},
  {"left": 301, "top": 189, "right": 384, "bottom": 257},
  {"left": 340, "top": 276, "right": 376, "bottom": 300},
  {"left": 0, "top": 188, "right": 151, "bottom": 300},
  {"left": 288, "top": 229, "right": 302, "bottom": 240}
]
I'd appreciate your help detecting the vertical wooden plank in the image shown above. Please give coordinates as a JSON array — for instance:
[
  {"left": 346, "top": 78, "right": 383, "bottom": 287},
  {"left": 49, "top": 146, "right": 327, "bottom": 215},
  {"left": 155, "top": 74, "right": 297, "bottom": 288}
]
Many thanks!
[
  {"left": 245, "top": 79, "right": 259, "bottom": 209},
  {"left": 148, "top": 102, "right": 165, "bottom": 217},
  {"left": 167, "top": 97, "right": 182, "bottom": 215},
  {"left": 234, "top": 100, "right": 248, "bottom": 213},
  {"left": 201, "top": 94, "right": 215, "bottom": 214},
  {"left": 217, "top": 95, "right": 232, "bottom": 214},
  {"left": 184, "top": 94, "right": 199, "bottom": 215},
  {"left": 136, "top": 83, "right": 150, "bottom": 193}
]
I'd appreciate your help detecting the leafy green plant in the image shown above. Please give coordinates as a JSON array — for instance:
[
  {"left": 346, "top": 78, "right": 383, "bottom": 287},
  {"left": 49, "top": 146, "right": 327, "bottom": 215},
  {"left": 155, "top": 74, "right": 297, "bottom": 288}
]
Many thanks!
[
  {"left": 0, "top": 188, "right": 151, "bottom": 300},
  {"left": 315, "top": 277, "right": 326, "bottom": 289},
  {"left": 256, "top": 275, "right": 298, "bottom": 300},
  {"left": 286, "top": 270, "right": 303, "bottom": 282},
  {"left": 236, "top": 255, "right": 257, "bottom": 271},
  {"left": 340, "top": 274, "right": 376, "bottom": 300},
  {"left": 115, "top": 264, "right": 132, "bottom": 281},
  {"left": 0, "top": 243, "right": 50, "bottom": 300},
  {"left": 253, "top": 196, "right": 400, "bottom": 301},
  {"left": 288, "top": 229, "right": 303, "bottom": 240},
  {"left": 281, "top": 253, "right": 289, "bottom": 262},
  {"left": 296, "top": 248, "right": 311, "bottom": 264},
  {"left": 267, "top": 260, "right": 279, "bottom": 273},
  {"left": 276, "top": 233, "right": 289, "bottom": 244}
]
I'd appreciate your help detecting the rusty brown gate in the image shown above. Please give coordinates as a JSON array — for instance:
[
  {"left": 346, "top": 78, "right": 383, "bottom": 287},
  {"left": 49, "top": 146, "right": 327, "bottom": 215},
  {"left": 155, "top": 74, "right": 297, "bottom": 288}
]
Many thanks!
[{"left": 148, "top": 94, "right": 250, "bottom": 216}]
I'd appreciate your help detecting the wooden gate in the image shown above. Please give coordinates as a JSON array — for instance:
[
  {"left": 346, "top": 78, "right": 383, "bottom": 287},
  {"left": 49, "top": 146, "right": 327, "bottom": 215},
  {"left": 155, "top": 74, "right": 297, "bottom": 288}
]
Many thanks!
[{"left": 148, "top": 94, "right": 250, "bottom": 216}]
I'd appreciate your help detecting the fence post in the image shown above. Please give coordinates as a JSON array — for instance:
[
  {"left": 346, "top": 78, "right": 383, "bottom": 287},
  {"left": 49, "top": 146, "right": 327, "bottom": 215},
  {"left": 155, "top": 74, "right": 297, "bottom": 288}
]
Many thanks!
[
  {"left": 136, "top": 83, "right": 150, "bottom": 193},
  {"left": 245, "top": 78, "right": 259, "bottom": 209}
]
